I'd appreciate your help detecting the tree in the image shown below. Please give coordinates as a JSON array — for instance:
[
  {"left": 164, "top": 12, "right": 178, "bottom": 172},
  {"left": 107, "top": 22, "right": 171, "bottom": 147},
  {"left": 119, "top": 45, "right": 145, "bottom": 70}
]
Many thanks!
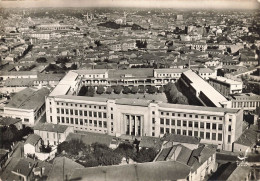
[
  {"left": 69, "top": 63, "right": 77, "bottom": 70},
  {"left": 78, "top": 86, "right": 87, "bottom": 96},
  {"left": 135, "top": 148, "right": 157, "bottom": 163},
  {"left": 86, "top": 86, "right": 95, "bottom": 97},
  {"left": 138, "top": 86, "right": 145, "bottom": 93},
  {"left": 131, "top": 86, "right": 139, "bottom": 94},
  {"left": 36, "top": 57, "right": 47, "bottom": 63},
  {"left": 115, "top": 143, "right": 136, "bottom": 164},
  {"left": 3, "top": 127, "right": 15, "bottom": 142},
  {"left": 147, "top": 86, "right": 157, "bottom": 94},
  {"left": 96, "top": 85, "right": 105, "bottom": 95},
  {"left": 158, "top": 86, "right": 164, "bottom": 93},
  {"left": 56, "top": 56, "right": 70, "bottom": 64},
  {"left": 164, "top": 82, "right": 175, "bottom": 93},
  {"left": 122, "top": 86, "right": 131, "bottom": 94},
  {"left": 176, "top": 94, "right": 189, "bottom": 105},
  {"left": 114, "top": 85, "right": 123, "bottom": 94},
  {"left": 106, "top": 87, "right": 113, "bottom": 94}
]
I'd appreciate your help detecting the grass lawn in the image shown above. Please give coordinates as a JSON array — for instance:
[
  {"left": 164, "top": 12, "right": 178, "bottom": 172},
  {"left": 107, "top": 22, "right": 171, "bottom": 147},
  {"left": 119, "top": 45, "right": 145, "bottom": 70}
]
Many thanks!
[{"left": 94, "top": 93, "right": 168, "bottom": 103}]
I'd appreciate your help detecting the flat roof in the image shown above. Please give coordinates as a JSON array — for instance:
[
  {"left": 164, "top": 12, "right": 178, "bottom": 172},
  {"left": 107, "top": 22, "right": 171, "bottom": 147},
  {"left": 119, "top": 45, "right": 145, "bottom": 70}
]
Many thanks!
[
  {"left": 59, "top": 71, "right": 78, "bottom": 83},
  {"left": 55, "top": 95, "right": 108, "bottom": 103},
  {"left": 49, "top": 84, "right": 71, "bottom": 97},
  {"left": 182, "top": 70, "right": 228, "bottom": 107},
  {"left": 74, "top": 69, "right": 108, "bottom": 75},
  {"left": 209, "top": 76, "right": 242, "bottom": 85},
  {"left": 158, "top": 103, "right": 240, "bottom": 114},
  {"left": 230, "top": 93, "right": 260, "bottom": 100},
  {"left": 154, "top": 68, "right": 188, "bottom": 74},
  {"left": 108, "top": 68, "right": 154, "bottom": 79}
]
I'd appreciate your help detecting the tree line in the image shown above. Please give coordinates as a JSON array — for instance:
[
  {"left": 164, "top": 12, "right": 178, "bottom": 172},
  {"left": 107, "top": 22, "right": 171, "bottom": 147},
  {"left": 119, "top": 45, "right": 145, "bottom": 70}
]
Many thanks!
[{"left": 57, "top": 139, "right": 157, "bottom": 167}]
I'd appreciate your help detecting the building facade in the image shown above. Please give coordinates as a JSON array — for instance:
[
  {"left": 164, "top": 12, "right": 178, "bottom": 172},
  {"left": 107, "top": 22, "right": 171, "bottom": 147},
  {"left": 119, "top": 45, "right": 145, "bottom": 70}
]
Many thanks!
[
  {"left": 208, "top": 76, "right": 243, "bottom": 96},
  {"left": 46, "top": 95, "right": 243, "bottom": 151},
  {"left": 45, "top": 69, "right": 244, "bottom": 151},
  {"left": 230, "top": 93, "right": 260, "bottom": 111}
]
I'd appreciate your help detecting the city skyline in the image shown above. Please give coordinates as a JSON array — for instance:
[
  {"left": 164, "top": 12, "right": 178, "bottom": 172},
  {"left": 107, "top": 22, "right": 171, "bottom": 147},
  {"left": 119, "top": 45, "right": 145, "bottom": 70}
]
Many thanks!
[{"left": 0, "top": 0, "right": 259, "bottom": 9}]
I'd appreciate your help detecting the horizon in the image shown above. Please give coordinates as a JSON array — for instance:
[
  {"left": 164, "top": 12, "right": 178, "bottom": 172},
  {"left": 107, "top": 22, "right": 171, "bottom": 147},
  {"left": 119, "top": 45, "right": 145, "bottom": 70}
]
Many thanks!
[{"left": 0, "top": 0, "right": 259, "bottom": 9}]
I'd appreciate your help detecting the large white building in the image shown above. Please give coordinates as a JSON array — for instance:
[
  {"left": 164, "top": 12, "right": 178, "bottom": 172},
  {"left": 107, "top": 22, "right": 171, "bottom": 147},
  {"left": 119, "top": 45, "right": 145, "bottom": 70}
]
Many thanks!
[{"left": 45, "top": 69, "right": 243, "bottom": 151}]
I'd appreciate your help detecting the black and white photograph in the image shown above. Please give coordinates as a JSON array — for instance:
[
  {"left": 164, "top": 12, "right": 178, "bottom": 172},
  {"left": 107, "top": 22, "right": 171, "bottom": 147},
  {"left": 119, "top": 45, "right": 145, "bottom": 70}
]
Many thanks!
[{"left": 0, "top": 0, "right": 259, "bottom": 180}]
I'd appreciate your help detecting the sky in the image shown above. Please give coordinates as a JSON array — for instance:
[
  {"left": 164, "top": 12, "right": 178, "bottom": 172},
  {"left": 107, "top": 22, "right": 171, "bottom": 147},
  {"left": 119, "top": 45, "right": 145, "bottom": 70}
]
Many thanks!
[{"left": 0, "top": 0, "right": 259, "bottom": 9}]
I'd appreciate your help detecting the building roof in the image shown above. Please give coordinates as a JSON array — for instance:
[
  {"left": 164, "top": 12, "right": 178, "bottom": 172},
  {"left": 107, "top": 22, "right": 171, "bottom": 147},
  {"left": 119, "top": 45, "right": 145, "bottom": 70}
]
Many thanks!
[
  {"left": 163, "top": 134, "right": 201, "bottom": 145},
  {"left": 209, "top": 76, "right": 243, "bottom": 85},
  {"left": 5, "top": 87, "right": 50, "bottom": 111},
  {"left": 49, "top": 84, "right": 71, "bottom": 97},
  {"left": 49, "top": 71, "right": 78, "bottom": 97},
  {"left": 74, "top": 69, "right": 108, "bottom": 75},
  {"left": 55, "top": 95, "right": 108, "bottom": 103},
  {"left": 154, "top": 68, "right": 188, "bottom": 74},
  {"left": 12, "top": 158, "right": 37, "bottom": 177},
  {"left": 156, "top": 144, "right": 192, "bottom": 163},
  {"left": 66, "top": 132, "right": 113, "bottom": 146},
  {"left": 25, "top": 134, "right": 41, "bottom": 146},
  {"left": 34, "top": 123, "right": 70, "bottom": 133},
  {"left": 187, "top": 144, "right": 216, "bottom": 172},
  {"left": 182, "top": 70, "right": 228, "bottom": 107},
  {"left": 69, "top": 161, "right": 190, "bottom": 181},
  {"left": 0, "top": 71, "right": 38, "bottom": 76},
  {"left": 158, "top": 102, "right": 239, "bottom": 114},
  {"left": 37, "top": 73, "right": 64, "bottom": 81},
  {"left": 234, "top": 126, "right": 258, "bottom": 147},
  {"left": 108, "top": 68, "right": 154, "bottom": 79},
  {"left": 193, "top": 67, "right": 215, "bottom": 73},
  {"left": 227, "top": 165, "right": 252, "bottom": 181},
  {"left": 4, "top": 78, "right": 35, "bottom": 87},
  {"left": 230, "top": 93, "right": 260, "bottom": 101},
  {"left": 47, "top": 157, "right": 84, "bottom": 181},
  {"left": 0, "top": 117, "right": 22, "bottom": 126}
]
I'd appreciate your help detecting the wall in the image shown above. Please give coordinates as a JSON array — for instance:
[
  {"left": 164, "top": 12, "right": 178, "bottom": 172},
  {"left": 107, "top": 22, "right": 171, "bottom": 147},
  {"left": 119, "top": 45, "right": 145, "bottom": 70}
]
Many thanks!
[{"left": 4, "top": 107, "right": 35, "bottom": 126}]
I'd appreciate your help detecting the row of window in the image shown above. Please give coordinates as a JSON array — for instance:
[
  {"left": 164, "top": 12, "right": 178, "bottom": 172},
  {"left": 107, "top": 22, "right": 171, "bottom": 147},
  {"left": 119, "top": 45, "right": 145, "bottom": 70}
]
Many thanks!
[
  {"left": 233, "top": 101, "right": 260, "bottom": 108},
  {"left": 57, "top": 116, "right": 108, "bottom": 128},
  {"left": 158, "top": 118, "right": 229, "bottom": 131},
  {"left": 157, "top": 111, "right": 223, "bottom": 121},
  {"left": 54, "top": 102, "right": 107, "bottom": 110},
  {"left": 56, "top": 108, "right": 107, "bottom": 118},
  {"left": 159, "top": 128, "right": 229, "bottom": 142}
]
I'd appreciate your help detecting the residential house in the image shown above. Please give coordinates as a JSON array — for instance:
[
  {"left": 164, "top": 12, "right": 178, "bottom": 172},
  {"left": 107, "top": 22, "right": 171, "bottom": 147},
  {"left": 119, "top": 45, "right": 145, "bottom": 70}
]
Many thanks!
[
  {"left": 24, "top": 134, "right": 42, "bottom": 157},
  {"left": 11, "top": 158, "right": 37, "bottom": 181},
  {"left": 34, "top": 123, "right": 74, "bottom": 146},
  {"left": 233, "top": 125, "right": 258, "bottom": 153}
]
